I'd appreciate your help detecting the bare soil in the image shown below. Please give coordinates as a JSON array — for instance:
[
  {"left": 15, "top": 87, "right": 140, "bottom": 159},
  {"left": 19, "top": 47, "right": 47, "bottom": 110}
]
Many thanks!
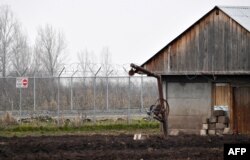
[{"left": 0, "top": 134, "right": 249, "bottom": 160}]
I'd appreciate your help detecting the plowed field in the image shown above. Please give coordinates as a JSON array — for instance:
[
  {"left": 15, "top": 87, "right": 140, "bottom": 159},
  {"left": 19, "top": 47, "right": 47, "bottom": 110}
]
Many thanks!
[{"left": 0, "top": 134, "right": 249, "bottom": 160}]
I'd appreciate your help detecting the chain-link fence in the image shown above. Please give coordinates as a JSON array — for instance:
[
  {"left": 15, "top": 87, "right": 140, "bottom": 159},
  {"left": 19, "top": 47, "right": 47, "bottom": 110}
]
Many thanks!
[{"left": 0, "top": 76, "right": 158, "bottom": 122}]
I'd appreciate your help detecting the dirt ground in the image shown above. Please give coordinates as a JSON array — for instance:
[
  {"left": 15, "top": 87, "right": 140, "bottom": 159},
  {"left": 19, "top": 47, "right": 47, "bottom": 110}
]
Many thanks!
[{"left": 0, "top": 134, "right": 249, "bottom": 160}]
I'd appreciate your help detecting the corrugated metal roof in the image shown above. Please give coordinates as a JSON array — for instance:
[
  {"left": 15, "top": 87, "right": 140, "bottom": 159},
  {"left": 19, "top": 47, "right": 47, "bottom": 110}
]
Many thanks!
[{"left": 218, "top": 6, "right": 250, "bottom": 32}]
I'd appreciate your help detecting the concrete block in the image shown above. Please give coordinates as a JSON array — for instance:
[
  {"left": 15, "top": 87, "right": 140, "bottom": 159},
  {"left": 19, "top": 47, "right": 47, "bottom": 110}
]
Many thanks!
[
  {"left": 208, "top": 130, "right": 216, "bottom": 135},
  {"left": 169, "top": 129, "right": 179, "bottom": 136},
  {"left": 216, "top": 123, "right": 226, "bottom": 129},
  {"left": 202, "top": 124, "right": 208, "bottom": 130},
  {"left": 200, "top": 129, "right": 207, "bottom": 136},
  {"left": 213, "top": 110, "right": 225, "bottom": 117},
  {"left": 218, "top": 116, "right": 229, "bottom": 124},
  {"left": 202, "top": 117, "right": 209, "bottom": 124},
  {"left": 216, "top": 129, "right": 224, "bottom": 135},
  {"left": 133, "top": 134, "right": 149, "bottom": 140},
  {"left": 209, "top": 116, "right": 217, "bottom": 123},
  {"left": 208, "top": 123, "right": 216, "bottom": 130},
  {"left": 223, "top": 128, "right": 233, "bottom": 135}
]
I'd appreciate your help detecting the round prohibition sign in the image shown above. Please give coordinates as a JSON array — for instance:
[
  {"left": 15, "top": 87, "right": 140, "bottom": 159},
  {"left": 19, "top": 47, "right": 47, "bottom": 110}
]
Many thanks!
[{"left": 22, "top": 78, "right": 28, "bottom": 86}]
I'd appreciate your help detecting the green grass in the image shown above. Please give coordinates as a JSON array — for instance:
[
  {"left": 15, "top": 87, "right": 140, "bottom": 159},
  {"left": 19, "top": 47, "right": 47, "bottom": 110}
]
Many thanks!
[{"left": 0, "top": 120, "right": 160, "bottom": 137}]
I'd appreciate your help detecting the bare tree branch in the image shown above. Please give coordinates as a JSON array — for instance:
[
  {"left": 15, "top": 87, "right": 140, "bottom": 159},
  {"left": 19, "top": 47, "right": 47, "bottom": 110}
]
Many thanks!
[
  {"left": 34, "top": 24, "right": 67, "bottom": 76},
  {"left": 0, "top": 5, "right": 19, "bottom": 77},
  {"left": 11, "top": 25, "right": 31, "bottom": 76},
  {"left": 101, "top": 47, "right": 113, "bottom": 76}
]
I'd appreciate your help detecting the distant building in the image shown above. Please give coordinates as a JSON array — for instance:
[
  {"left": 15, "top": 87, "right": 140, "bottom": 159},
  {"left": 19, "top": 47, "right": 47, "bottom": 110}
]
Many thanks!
[{"left": 141, "top": 6, "right": 250, "bottom": 134}]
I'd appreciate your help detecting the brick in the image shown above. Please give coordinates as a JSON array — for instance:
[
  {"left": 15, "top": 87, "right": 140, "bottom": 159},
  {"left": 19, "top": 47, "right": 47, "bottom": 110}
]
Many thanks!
[
  {"left": 208, "top": 130, "right": 216, "bottom": 135},
  {"left": 213, "top": 110, "right": 225, "bottom": 117},
  {"left": 209, "top": 116, "right": 217, "bottom": 123},
  {"left": 218, "top": 116, "right": 229, "bottom": 124},
  {"left": 202, "top": 124, "right": 208, "bottom": 130},
  {"left": 216, "top": 123, "right": 226, "bottom": 129},
  {"left": 208, "top": 123, "right": 216, "bottom": 130},
  {"left": 202, "top": 117, "right": 209, "bottom": 124},
  {"left": 200, "top": 129, "right": 207, "bottom": 136}
]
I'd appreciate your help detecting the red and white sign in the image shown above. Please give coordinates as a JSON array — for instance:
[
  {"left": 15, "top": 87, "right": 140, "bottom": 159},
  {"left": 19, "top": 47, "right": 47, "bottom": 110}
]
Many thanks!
[{"left": 16, "top": 77, "right": 29, "bottom": 88}]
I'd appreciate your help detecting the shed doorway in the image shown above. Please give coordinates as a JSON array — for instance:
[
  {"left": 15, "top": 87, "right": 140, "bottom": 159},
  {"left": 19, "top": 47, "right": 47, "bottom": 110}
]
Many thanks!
[{"left": 212, "top": 83, "right": 233, "bottom": 128}]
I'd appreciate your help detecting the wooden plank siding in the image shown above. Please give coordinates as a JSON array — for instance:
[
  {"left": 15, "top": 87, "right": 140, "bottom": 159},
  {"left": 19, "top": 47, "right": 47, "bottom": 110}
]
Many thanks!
[
  {"left": 143, "top": 9, "right": 250, "bottom": 75},
  {"left": 213, "top": 84, "right": 231, "bottom": 106},
  {"left": 233, "top": 87, "right": 250, "bottom": 134}
]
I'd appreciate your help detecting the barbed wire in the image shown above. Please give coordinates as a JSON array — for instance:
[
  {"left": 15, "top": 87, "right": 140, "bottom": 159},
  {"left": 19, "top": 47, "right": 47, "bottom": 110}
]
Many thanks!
[{"left": 4, "top": 62, "right": 145, "bottom": 78}]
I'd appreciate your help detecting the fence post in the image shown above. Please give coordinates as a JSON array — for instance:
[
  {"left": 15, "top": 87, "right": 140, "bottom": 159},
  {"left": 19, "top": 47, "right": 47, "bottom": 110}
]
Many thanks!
[
  {"left": 70, "top": 77, "right": 73, "bottom": 111},
  {"left": 106, "top": 70, "right": 113, "bottom": 111},
  {"left": 33, "top": 76, "right": 36, "bottom": 112},
  {"left": 19, "top": 88, "right": 22, "bottom": 118},
  {"left": 57, "top": 67, "right": 65, "bottom": 125},
  {"left": 128, "top": 76, "right": 131, "bottom": 124},
  {"left": 93, "top": 76, "right": 96, "bottom": 123},
  {"left": 106, "top": 76, "right": 109, "bottom": 111},
  {"left": 70, "top": 70, "right": 78, "bottom": 111},
  {"left": 140, "top": 75, "right": 144, "bottom": 112},
  {"left": 93, "top": 67, "right": 101, "bottom": 123},
  {"left": 11, "top": 100, "right": 13, "bottom": 112}
]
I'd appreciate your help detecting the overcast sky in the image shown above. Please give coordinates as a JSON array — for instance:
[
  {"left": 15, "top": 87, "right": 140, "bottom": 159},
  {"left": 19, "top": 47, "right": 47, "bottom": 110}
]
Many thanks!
[{"left": 1, "top": 0, "right": 250, "bottom": 67}]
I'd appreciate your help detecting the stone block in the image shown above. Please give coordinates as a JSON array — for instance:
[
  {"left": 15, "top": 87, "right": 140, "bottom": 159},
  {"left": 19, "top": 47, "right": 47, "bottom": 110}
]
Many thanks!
[
  {"left": 202, "top": 124, "right": 208, "bottom": 130},
  {"left": 209, "top": 116, "right": 217, "bottom": 123},
  {"left": 216, "top": 129, "right": 224, "bottom": 135},
  {"left": 218, "top": 116, "right": 229, "bottom": 124},
  {"left": 213, "top": 110, "right": 225, "bottom": 117},
  {"left": 208, "top": 130, "right": 216, "bottom": 135},
  {"left": 200, "top": 129, "right": 207, "bottom": 136},
  {"left": 169, "top": 129, "right": 179, "bottom": 136},
  {"left": 208, "top": 123, "right": 216, "bottom": 130},
  {"left": 133, "top": 134, "right": 149, "bottom": 140},
  {"left": 216, "top": 123, "right": 226, "bottom": 129},
  {"left": 202, "top": 117, "right": 209, "bottom": 124},
  {"left": 223, "top": 128, "right": 233, "bottom": 135}
]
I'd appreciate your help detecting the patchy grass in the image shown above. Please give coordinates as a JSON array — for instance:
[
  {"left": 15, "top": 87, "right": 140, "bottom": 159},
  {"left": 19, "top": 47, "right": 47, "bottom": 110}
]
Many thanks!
[{"left": 0, "top": 119, "right": 160, "bottom": 137}]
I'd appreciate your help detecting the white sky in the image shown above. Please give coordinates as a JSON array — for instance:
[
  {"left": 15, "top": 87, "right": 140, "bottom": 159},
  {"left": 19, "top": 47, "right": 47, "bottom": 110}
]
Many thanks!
[{"left": 1, "top": 0, "right": 250, "bottom": 67}]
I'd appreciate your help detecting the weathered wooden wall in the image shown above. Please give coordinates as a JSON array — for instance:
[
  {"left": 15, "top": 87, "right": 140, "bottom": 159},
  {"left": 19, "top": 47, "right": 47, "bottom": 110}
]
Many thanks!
[
  {"left": 233, "top": 87, "right": 250, "bottom": 134},
  {"left": 143, "top": 9, "right": 250, "bottom": 74}
]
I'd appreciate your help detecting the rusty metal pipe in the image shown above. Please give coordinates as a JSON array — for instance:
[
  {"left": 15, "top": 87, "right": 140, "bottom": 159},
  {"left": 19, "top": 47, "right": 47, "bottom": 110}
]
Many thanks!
[{"left": 129, "top": 63, "right": 168, "bottom": 138}]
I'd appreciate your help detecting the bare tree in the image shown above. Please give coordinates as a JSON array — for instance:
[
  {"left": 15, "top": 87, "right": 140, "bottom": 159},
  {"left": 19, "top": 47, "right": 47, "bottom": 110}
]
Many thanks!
[
  {"left": 11, "top": 27, "right": 31, "bottom": 76},
  {"left": 101, "top": 47, "right": 113, "bottom": 76},
  {"left": 35, "top": 24, "right": 67, "bottom": 76},
  {"left": 78, "top": 49, "right": 91, "bottom": 77},
  {"left": 0, "top": 5, "right": 19, "bottom": 77}
]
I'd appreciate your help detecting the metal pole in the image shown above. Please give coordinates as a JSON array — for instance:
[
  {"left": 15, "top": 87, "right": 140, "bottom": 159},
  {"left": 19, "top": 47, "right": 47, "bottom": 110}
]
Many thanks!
[
  {"left": 11, "top": 100, "right": 13, "bottom": 112},
  {"left": 19, "top": 88, "right": 22, "bottom": 118},
  {"left": 106, "top": 70, "right": 113, "bottom": 111},
  {"left": 57, "top": 67, "right": 65, "bottom": 125},
  {"left": 93, "top": 77, "right": 96, "bottom": 123},
  {"left": 57, "top": 77, "right": 60, "bottom": 124},
  {"left": 140, "top": 75, "right": 144, "bottom": 112},
  {"left": 70, "top": 70, "right": 78, "bottom": 111},
  {"left": 33, "top": 77, "right": 36, "bottom": 112},
  {"left": 70, "top": 77, "right": 73, "bottom": 111},
  {"left": 106, "top": 77, "right": 109, "bottom": 111},
  {"left": 93, "top": 67, "right": 101, "bottom": 123},
  {"left": 128, "top": 76, "right": 131, "bottom": 124}
]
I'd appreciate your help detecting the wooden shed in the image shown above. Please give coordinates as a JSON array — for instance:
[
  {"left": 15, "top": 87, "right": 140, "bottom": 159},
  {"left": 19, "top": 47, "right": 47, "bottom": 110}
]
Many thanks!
[{"left": 141, "top": 6, "right": 250, "bottom": 134}]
